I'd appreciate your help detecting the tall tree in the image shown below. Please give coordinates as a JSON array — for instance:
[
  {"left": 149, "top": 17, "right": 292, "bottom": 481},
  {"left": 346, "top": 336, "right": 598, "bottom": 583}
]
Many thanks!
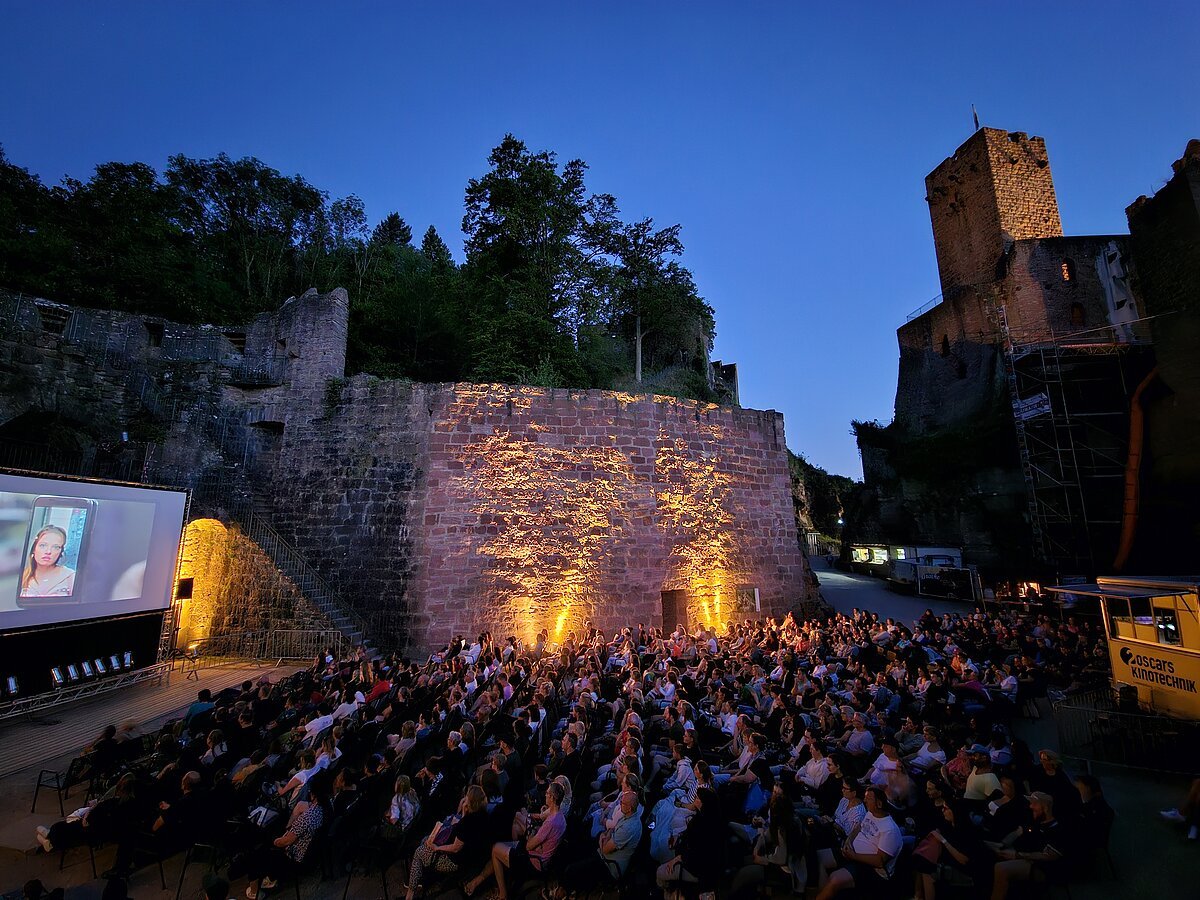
[
  {"left": 165, "top": 153, "right": 326, "bottom": 315},
  {"left": 372, "top": 212, "right": 412, "bottom": 248},
  {"left": 461, "top": 135, "right": 617, "bottom": 384},
  {"left": 608, "top": 218, "right": 714, "bottom": 383}
]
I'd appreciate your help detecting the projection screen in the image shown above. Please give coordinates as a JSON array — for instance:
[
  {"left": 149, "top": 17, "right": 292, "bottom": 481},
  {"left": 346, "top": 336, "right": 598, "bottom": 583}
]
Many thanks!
[{"left": 0, "top": 471, "right": 187, "bottom": 631}]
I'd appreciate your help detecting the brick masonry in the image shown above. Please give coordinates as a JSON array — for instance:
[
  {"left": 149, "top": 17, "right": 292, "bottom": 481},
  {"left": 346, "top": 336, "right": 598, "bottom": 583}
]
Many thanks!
[
  {"left": 0, "top": 289, "right": 815, "bottom": 653},
  {"left": 861, "top": 127, "right": 1152, "bottom": 572}
]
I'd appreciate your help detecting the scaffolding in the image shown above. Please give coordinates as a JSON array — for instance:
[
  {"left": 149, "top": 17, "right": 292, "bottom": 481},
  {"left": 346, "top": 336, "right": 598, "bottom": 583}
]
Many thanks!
[{"left": 998, "top": 306, "right": 1153, "bottom": 577}]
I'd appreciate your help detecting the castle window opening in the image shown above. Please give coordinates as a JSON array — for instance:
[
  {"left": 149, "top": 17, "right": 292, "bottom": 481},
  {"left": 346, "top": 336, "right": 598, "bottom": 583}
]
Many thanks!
[
  {"left": 1060, "top": 258, "right": 1076, "bottom": 282},
  {"left": 940, "top": 334, "right": 951, "bottom": 358},
  {"left": 1070, "top": 302, "right": 1086, "bottom": 328},
  {"left": 223, "top": 330, "right": 246, "bottom": 353},
  {"left": 144, "top": 321, "right": 164, "bottom": 348}
]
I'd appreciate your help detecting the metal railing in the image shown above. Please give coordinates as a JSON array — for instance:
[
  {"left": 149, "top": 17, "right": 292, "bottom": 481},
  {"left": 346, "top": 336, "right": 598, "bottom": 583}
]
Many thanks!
[
  {"left": 184, "top": 629, "right": 348, "bottom": 665},
  {"left": 905, "top": 293, "right": 944, "bottom": 322},
  {"left": 1054, "top": 693, "right": 1200, "bottom": 773},
  {"left": 0, "top": 662, "right": 171, "bottom": 724}
]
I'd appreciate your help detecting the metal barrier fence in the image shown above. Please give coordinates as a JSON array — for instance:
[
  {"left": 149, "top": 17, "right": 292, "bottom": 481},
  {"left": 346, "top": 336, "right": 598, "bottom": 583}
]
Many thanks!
[
  {"left": 1054, "top": 693, "right": 1200, "bottom": 773},
  {"left": 186, "top": 629, "right": 348, "bottom": 665}
]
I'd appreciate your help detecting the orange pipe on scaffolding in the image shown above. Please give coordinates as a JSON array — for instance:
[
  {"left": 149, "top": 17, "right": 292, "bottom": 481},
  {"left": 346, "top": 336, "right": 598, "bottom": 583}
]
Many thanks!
[{"left": 1113, "top": 367, "right": 1159, "bottom": 572}]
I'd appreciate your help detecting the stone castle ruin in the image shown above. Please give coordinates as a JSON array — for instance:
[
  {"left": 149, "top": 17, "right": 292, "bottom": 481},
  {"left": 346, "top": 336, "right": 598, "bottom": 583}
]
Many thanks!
[{"left": 0, "top": 288, "right": 816, "bottom": 652}]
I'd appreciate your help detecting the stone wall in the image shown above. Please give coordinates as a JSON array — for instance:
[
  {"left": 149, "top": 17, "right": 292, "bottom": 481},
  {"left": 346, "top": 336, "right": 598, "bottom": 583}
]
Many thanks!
[
  {"left": 0, "top": 288, "right": 815, "bottom": 653},
  {"left": 927, "top": 128, "right": 1062, "bottom": 296},
  {"left": 175, "top": 517, "right": 326, "bottom": 648},
  {"left": 1126, "top": 141, "right": 1200, "bottom": 566},
  {"left": 261, "top": 379, "right": 812, "bottom": 650},
  {"left": 410, "top": 384, "right": 807, "bottom": 649}
]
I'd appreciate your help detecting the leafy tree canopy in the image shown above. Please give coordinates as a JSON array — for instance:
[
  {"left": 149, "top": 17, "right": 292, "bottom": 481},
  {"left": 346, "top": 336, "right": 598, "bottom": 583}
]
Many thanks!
[{"left": 0, "top": 138, "right": 721, "bottom": 399}]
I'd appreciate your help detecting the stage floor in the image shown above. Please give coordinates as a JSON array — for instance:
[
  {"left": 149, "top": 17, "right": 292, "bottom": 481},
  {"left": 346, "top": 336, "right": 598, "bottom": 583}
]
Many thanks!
[{"left": 0, "top": 660, "right": 302, "bottom": 781}]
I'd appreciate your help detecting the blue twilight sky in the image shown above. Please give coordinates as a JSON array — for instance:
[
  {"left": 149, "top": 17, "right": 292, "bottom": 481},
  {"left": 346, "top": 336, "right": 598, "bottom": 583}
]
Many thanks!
[{"left": 2, "top": 2, "right": 1198, "bottom": 477}]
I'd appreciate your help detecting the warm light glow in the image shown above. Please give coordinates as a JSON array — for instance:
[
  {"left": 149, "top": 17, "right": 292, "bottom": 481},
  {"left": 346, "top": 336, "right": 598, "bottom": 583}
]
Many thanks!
[
  {"left": 435, "top": 389, "right": 764, "bottom": 642},
  {"left": 176, "top": 518, "right": 229, "bottom": 648}
]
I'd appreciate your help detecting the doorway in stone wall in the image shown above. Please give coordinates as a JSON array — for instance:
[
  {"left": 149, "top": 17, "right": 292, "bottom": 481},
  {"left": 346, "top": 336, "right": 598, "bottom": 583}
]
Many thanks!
[{"left": 661, "top": 590, "right": 689, "bottom": 633}]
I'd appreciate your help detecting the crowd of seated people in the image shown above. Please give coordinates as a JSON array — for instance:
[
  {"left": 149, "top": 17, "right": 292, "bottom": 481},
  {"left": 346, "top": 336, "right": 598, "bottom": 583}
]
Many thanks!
[{"left": 28, "top": 605, "right": 1116, "bottom": 900}]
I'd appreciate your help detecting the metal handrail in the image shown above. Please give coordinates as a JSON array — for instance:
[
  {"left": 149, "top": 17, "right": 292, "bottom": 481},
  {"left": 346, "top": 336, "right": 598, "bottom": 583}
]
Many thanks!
[{"left": 905, "top": 293, "right": 944, "bottom": 322}]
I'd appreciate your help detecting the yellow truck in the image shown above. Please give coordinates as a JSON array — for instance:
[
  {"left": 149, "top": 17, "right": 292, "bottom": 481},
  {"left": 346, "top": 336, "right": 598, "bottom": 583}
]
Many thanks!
[{"left": 1046, "top": 577, "right": 1200, "bottom": 719}]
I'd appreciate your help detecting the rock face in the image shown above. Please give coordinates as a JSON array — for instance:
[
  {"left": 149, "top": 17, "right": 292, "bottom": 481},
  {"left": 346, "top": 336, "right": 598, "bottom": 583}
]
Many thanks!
[{"left": 0, "top": 289, "right": 815, "bottom": 652}]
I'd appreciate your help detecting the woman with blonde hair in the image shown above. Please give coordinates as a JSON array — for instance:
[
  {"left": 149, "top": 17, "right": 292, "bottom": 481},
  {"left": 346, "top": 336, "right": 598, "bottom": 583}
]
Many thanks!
[
  {"left": 20, "top": 525, "right": 75, "bottom": 597},
  {"left": 386, "top": 774, "right": 420, "bottom": 837}
]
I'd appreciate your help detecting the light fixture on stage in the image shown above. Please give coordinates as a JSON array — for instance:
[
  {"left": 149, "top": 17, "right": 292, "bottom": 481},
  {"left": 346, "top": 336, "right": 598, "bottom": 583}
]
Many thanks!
[
  {"left": 66, "top": 664, "right": 80, "bottom": 682},
  {"left": 5, "top": 676, "right": 16, "bottom": 696},
  {"left": 51, "top": 667, "right": 65, "bottom": 687},
  {"left": 110, "top": 655, "right": 121, "bottom": 671},
  {"left": 81, "top": 660, "right": 95, "bottom": 678},
  {"left": 94, "top": 658, "right": 107, "bottom": 675},
  {"left": 122, "top": 651, "right": 134, "bottom": 669}
]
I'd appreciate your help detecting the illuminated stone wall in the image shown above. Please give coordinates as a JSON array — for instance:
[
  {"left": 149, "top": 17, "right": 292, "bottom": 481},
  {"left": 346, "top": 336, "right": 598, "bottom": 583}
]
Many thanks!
[
  {"left": 261, "top": 379, "right": 813, "bottom": 651},
  {"left": 175, "top": 517, "right": 324, "bottom": 649},
  {"left": 408, "top": 384, "right": 810, "bottom": 649}
]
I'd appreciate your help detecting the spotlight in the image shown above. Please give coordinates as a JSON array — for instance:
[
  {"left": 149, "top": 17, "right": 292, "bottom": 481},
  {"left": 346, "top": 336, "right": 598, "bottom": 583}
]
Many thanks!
[
  {"left": 51, "top": 667, "right": 65, "bottom": 687},
  {"left": 122, "top": 651, "right": 134, "bottom": 669},
  {"left": 109, "top": 655, "right": 121, "bottom": 671},
  {"left": 66, "top": 664, "right": 80, "bottom": 682},
  {"left": 5, "top": 676, "right": 17, "bottom": 696},
  {"left": 81, "top": 661, "right": 95, "bottom": 678},
  {"left": 94, "top": 658, "right": 107, "bottom": 675}
]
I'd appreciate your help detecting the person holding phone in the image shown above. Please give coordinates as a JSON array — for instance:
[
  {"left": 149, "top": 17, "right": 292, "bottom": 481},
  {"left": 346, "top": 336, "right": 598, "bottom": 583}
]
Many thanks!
[{"left": 20, "top": 526, "right": 75, "bottom": 597}]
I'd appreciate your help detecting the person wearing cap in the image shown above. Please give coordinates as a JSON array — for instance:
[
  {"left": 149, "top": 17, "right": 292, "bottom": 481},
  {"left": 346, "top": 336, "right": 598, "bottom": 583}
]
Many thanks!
[
  {"left": 989, "top": 791, "right": 1069, "bottom": 899},
  {"left": 963, "top": 744, "right": 1001, "bottom": 809}
]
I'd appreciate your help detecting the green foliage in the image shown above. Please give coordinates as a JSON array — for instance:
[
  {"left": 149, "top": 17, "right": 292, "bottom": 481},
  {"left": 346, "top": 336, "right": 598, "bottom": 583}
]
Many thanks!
[
  {"left": 789, "top": 451, "right": 861, "bottom": 536},
  {"left": 0, "top": 138, "right": 719, "bottom": 399}
]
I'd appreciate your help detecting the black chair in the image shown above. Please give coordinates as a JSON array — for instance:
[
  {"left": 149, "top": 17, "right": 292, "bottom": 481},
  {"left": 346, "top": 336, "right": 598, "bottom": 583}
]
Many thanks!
[
  {"left": 174, "top": 841, "right": 222, "bottom": 900},
  {"left": 58, "top": 832, "right": 100, "bottom": 880},
  {"left": 33, "top": 768, "right": 68, "bottom": 817}
]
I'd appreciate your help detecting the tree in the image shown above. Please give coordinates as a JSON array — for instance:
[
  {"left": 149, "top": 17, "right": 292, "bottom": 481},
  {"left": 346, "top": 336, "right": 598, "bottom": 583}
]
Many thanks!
[
  {"left": 419, "top": 225, "right": 452, "bottom": 267},
  {"left": 461, "top": 135, "right": 618, "bottom": 384},
  {"left": 165, "top": 153, "right": 327, "bottom": 315},
  {"left": 608, "top": 219, "right": 714, "bottom": 383},
  {"left": 372, "top": 212, "right": 412, "bottom": 248}
]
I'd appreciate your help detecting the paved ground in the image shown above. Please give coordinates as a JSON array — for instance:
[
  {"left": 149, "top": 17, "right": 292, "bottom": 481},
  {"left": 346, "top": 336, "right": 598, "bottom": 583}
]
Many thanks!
[{"left": 811, "top": 556, "right": 971, "bottom": 624}]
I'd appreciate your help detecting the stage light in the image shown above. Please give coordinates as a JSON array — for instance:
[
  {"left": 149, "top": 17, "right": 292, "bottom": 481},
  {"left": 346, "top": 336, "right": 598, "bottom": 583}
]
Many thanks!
[
  {"left": 66, "top": 664, "right": 80, "bottom": 682},
  {"left": 51, "top": 667, "right": 65, "bottom": 687},
  {"left": 94, "top": 658, "right": 107, "bottom": 675},
  {"left": 110, "top": 655, "right": 121, "bottom": 670},
  {"left": 81, "top": 661, "right": 95, "bottom": 678},
  {"left": 123, "top": 651, "right": 134, "bottom": 669},
  {"left": 5, "top": 676, "right": 17, "bottom": 696}
]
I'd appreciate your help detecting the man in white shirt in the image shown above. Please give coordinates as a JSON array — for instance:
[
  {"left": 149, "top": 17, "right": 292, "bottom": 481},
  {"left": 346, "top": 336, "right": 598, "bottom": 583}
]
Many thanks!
[{"left": 816, "top": 786, "right": 902, "bottom": 899}]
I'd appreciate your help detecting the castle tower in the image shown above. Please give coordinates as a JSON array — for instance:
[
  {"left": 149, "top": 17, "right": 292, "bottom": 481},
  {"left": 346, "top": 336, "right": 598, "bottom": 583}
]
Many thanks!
[{"left": 926, "top": 128, "right": 1063, "bottom": 296}]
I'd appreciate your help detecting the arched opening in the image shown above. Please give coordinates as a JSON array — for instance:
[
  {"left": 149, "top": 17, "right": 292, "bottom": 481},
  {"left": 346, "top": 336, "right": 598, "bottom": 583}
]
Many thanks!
[
  {"left": 1061, "top": 258, "right": 1076, "bottom": 283},
  {"left": 1070, "top": 302, "right": 1087, "bottom": 328},
  {"left": 940, "top": 334, "right": 952, "bottom": 358}
]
